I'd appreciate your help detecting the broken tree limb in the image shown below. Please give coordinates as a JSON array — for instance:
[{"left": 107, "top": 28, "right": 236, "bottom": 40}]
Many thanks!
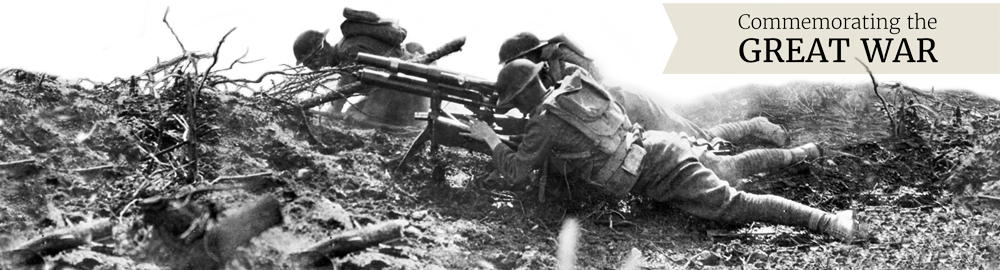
[
  {"left": 162, "top": 7, "right": 188, "bottom": 53},
  {"left": 297, "top": 36, "right": 468, "bottom": 111},
  {"left": 200, "top": 27, "right": 236, "bottom": 83},
  {"left": 0, "top": 159, "right": 35, "bottom": 167},
  {"left": 211, "top": 70, "right": 298, "bottom": 86},
  {"left": 0, "top": 159, "right": 41, "bottom": 178},
  {"left": 35, "top": 69, "right": 49, "bottom": 89},
  {"left": 856, "top": 57, "right": 897, "bottom": 135},
  {"left": 298, "top": 105, "right": 329, "bottom": 148},
  {"left": 298, "top": 81, "right": 365, "bottom": 110},
  {"left": 292, "top": 219, "right": 409, "bottom": 267},
  {"left": 209, "top": 171, "right": 273, "bottom": 184},
  {"left": 69, "top": 164, "right": 115, "bottom": 174},
  {"left": 975, "top": 194, "right": 1000, "bottom": 203},
  {"left": 1, "top": 218, "right": 114, "bottom": 268},
  {"left": 186, "top": 74, "right": 199, "bottom": 183},
  {"left": 187, "top": 27, "right": 236, "bottom": 183}
]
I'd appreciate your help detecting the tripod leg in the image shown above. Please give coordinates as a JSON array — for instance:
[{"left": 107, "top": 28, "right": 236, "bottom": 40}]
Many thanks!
[{"left": 393, "top": 127, "right": 431, "bottom": 173}]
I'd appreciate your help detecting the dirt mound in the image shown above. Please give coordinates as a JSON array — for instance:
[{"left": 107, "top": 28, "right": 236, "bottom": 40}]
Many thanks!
[{"left": 2, "top": 65, "right": 1000, "bottom": 270}]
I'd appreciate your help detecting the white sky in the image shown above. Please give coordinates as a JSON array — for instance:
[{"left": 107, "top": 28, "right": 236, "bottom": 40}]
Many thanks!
[{"left": 1, "top": 0, "right": 998, "bottom": 104}]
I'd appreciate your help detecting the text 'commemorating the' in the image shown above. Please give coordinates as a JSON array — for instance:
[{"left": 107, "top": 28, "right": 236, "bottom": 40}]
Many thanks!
[{"left": 738, "top": 13, "right": 939, "bottom": 63}]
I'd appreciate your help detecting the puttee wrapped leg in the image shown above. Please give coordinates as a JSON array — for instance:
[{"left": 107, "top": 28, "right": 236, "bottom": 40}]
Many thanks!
[
  {"left": 706, "top": 117, "right": 790, "bottom": 146},
  {"left": 712, "top": 192, "right": 870, "bottom": 243},
  {"left": 639, "top": 154, "right": 831, "bottom": 229},
  {"left": 700, "top": 143, "right": 823, "bottom": 183},
  {"left": 634, "top": 131, "right": 866, "bottom": 242}
]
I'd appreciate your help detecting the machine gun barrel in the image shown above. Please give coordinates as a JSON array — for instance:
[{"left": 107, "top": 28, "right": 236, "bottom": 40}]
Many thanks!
[
  {"left": 356, "top": 69, "right": 495, "bottom": 108},
  {"left": 356, "top": 52, "right": 495, "bottom": 95}
]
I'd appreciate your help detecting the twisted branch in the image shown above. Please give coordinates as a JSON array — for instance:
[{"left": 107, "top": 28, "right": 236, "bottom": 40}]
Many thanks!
[
  {"left": 855, "top": 57, "right": 896, "bottom": 136},
  {"left": 162, "top": 7, "right": 187, "bottom": 53}
]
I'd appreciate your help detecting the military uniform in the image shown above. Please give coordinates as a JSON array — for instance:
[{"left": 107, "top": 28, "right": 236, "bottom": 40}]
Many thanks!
[
  {"left": 551, "top": 63, "right": 786, "bottom": 146},
  {"left": 503, "top": 34, "right": 783, "bottom": 148},
  {"left": 533, "top": 64, "right": 804, "bottom": 182},
  {"left": 606, "top": 84, "right": 811, "bottom": 182},
  {"left": 535, "top": 36, "right": 604, "bottom": 85},
  {"left": 540, "top": 63, "right": 704, "bottom": 139},
  {"left": 327, "top": 35, "right": 430, "bottom": 127},
  {"left": 490, "top": 69, "right": 832, "bottom": 227},
  {"left": 607, "top": 86, "right": 713, "bottom": 140}
]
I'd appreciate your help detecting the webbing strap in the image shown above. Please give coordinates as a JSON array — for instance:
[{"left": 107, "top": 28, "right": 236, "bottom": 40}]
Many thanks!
[{"left": 594, "top": 131, "right": 634, "bottom": 185}]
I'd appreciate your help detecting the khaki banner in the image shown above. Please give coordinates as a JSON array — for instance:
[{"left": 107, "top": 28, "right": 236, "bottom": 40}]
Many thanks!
[{"left": 662, "top": 4, "right": 1000, "bottom": 74}]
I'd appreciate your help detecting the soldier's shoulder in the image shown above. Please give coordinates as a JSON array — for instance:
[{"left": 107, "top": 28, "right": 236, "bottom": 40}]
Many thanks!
[
  {"left": 560, "top": 63, "right": 587, "bottom": 76},
  {"left": 530, "top": 110, "right": 573, "bottom": 130},
  {"left": 558, "top": 68, "right": 600, "bottom": 91}
]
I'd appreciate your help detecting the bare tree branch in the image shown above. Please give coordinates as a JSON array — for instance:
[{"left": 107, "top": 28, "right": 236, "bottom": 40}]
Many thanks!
[
  {"left": 0, "top": 159, "right": 35, "bottom": 167},
  {"left": 162, "top": 7, "right": 187, "bottom": 53},
  {"left": 209, "top": 171, "right": 273, "bottom": 184},
  {"left": 855, "top": 57, "right": 896, "bottom": 136}
]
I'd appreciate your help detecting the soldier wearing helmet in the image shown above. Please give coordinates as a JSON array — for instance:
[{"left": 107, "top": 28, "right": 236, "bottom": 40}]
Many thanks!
[
  {"left": 292, "top": 9, "right": 429, "bottom": 127},
  {"left": 462, "top": 59, "right": 870, "bottom": 243},
  {"left": 494, "top": 33, "right": 822, "bottom": 183},
  {"left": 496, "top": 32, "right": 791, "bottom": 146},
  {"left": 498, "top": 32, "right": 602, "bottom": 86}
]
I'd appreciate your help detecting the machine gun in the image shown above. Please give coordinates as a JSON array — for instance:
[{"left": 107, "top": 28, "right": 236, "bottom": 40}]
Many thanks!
[{"left": 354, "top": 52, "right": 526, "bottom": 172}]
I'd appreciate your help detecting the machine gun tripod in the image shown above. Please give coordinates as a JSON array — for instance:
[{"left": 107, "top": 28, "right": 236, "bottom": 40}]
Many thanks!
[{"left": 354, "top": 52, "right": 526, "bottom": 173}]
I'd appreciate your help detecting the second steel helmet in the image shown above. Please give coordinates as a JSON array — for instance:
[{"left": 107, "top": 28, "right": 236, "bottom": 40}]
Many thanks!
[
  {"left": 293, "top": 29, "right": 330, "bottom": 65},
  {"left": 495, "top": 59, "right": 544, "bottom": 107},
  {"left": 497, "top": 32, "right": 548, "bottom": 65}
]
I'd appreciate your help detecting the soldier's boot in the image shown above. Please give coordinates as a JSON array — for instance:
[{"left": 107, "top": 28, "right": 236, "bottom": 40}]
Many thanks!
[
  {"left": 707, "top": 117, "right": 790, "bottom": 147},
  {"left": 814, "top": 210, "right": 871, "bottom": 243},
  {"left": 791, "top": 143, "right": 824, "bottom": 160},
  {"left": 702, "top": 143, "right": 824, "bottom": 185}
]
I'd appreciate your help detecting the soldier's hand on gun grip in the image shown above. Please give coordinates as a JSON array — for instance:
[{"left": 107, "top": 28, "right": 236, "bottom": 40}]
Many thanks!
[{"left": 461, "top": 119, "right": 502, "bottom": 149}]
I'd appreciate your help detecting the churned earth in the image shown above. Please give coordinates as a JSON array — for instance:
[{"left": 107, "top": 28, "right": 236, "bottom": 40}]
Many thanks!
[{"left": 1, "top": 67, "right": 999, "bottom": 270}]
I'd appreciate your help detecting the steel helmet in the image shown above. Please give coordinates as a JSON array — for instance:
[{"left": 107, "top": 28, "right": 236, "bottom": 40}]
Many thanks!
[
  {"left": 495, "top": 59, "right": 544, "bottom": 107},
  {"left": 497, "top": 32, "right": 548, "bottom": 65},
  {"left": 293, "top": 29, "right": 330, "bottom": 65}
]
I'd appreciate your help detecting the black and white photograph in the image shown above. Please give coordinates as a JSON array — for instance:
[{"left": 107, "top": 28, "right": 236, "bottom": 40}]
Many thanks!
[{"left": 1, "top": 1, "right": 998, "bottom": 269}]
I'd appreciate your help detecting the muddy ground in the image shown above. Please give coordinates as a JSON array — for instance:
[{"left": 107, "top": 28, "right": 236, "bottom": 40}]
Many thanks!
[{"left": 1, "top": 67, "right": 999, "bottom": 270}]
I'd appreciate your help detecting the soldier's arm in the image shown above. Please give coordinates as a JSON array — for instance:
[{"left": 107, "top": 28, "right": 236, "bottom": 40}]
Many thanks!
[{"left": 490, "top": 116, "right": 556, "bottom": 187}]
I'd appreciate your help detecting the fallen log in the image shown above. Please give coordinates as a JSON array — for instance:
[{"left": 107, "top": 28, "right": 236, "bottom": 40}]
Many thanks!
[
  {"left": 1, "top": 218, "right": 114, "bottom": 268},
  {"left": 292, "top": 219, "right": 409, "bottom": 267}
]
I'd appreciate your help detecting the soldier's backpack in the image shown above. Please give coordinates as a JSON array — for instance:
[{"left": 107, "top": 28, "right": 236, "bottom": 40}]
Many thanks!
[
  {"left": 542, "top": 69, "right": 646, "bottom": 198},
  {"left": 341, "top": 7, "right": 408, "bottom": 46}
]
